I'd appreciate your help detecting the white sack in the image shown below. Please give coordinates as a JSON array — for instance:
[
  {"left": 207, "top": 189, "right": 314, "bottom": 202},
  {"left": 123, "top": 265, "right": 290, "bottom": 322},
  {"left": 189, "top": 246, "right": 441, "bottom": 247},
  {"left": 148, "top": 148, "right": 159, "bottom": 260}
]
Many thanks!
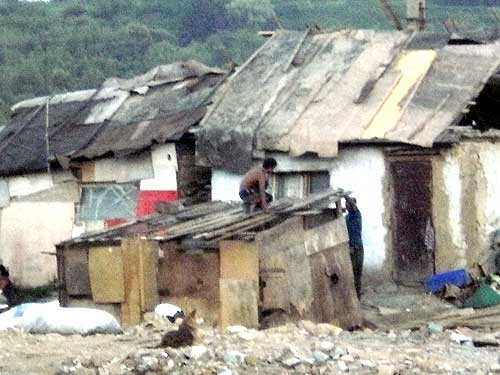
[{"left": 0, "top": 301, "right": 122, "bottom": 335}]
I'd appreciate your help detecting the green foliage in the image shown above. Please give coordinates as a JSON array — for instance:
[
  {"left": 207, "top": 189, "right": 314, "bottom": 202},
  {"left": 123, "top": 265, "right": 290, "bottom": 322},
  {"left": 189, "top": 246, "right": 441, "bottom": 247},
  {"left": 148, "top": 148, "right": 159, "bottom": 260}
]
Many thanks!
[{"left": 0, "top": 0, "right": 500, "bottom": 126}]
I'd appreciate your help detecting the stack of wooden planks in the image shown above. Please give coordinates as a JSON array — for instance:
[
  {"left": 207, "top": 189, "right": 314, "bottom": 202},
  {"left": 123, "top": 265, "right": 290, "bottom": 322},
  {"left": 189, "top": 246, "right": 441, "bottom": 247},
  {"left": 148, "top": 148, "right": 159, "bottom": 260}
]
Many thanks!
[
  {"left": 147, "top": 188, "right": 346, "bottom": 248},
  {"left": 61, "top": 188, "right": 347, "bottom": 248},
  {"left": 392, "top": 305, "right": 500, "bottom": 331}
]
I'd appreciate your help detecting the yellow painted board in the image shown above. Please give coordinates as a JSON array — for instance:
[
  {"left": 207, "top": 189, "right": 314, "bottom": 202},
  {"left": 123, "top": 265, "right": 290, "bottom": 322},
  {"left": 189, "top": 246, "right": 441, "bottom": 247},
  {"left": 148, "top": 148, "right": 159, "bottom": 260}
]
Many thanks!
[
  {"left": 88, "top": 246, "right": 125, "bottom": 303},
  {"left": 219, "top": 279, "right": 258, "bottom": 328},
  {"left": 363, "top": 50, "right": 437, "bottom": 139},
  {"left": 138, "top": 241, "right": 160, "bottom": 312},
  {"left": 219, "top": 240, "right": 259, "bottom": 282}
]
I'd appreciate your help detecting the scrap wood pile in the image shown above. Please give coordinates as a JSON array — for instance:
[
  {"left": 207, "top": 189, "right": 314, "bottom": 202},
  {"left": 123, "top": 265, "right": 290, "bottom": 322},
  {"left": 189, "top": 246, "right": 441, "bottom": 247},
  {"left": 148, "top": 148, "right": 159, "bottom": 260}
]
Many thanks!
[
  {"left": 62, "top": 188, "right": 346, "bottom": 248},
  {"left": 371, "top": 266, "right": 500, "bottom": 333},
  {"left": 398, "top": 304, "right": 500, "bottom": 331}
]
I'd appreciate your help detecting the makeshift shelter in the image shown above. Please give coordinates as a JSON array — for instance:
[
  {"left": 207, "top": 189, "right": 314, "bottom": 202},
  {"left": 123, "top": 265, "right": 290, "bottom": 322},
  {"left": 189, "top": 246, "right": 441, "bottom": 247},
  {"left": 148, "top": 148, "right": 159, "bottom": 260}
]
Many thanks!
[
  {"left": 0, "top": 61, "right": 225, "bottom": 287},
  {"left": 56, "top": 190, "right": 363, "bottom": 329},
  {"left": 198, "top": 29, "right": 500, "bottom": 284}
]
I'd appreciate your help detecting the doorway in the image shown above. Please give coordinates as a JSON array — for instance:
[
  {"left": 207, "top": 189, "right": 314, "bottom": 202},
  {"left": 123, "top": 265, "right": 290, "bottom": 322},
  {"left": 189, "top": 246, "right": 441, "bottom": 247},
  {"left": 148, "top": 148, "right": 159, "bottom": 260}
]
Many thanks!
[{"left": 389, "top": 157, "right": 435, "bottom": 284}]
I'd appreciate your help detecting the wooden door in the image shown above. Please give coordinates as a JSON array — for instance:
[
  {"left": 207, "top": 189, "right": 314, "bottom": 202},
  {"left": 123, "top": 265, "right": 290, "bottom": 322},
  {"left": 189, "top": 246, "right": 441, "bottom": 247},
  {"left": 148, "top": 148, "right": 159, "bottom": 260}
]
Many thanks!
[{"left": 390, "top": 159, "right": 434, "bottom": 283}]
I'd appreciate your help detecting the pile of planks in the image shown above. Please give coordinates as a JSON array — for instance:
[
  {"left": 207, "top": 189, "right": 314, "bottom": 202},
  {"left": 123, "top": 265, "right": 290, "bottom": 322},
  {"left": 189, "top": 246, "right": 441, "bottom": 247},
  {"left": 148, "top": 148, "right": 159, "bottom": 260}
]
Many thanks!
[
  {"left": 147, "top": 188, "right": 346, "bottom": 248},
  {"left": 62, "top": 188, "right": 346, "bottom": 248},
  {"left": 397, "top": 304, "right": 500, "bottom": 331}
]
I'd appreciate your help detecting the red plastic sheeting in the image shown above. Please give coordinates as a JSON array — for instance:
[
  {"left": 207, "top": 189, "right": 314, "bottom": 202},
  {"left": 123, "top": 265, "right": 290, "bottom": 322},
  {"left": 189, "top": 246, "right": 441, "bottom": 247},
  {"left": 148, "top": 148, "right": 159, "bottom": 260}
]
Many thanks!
[{"left": 136, "top": 190, "right": 178, "bottom": 217}]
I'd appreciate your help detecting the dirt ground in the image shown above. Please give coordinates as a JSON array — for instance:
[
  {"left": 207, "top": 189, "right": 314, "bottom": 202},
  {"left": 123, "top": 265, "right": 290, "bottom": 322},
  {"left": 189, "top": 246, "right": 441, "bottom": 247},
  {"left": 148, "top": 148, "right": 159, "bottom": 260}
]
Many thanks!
[{"left": 0, "top": 283, "right": 499, "bottom": 375}]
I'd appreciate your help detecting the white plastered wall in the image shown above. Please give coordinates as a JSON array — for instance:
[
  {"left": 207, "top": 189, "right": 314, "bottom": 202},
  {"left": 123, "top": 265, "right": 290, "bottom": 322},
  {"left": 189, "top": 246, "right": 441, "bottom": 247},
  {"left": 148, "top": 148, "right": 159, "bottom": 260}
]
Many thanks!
[
  {"left": 0, "top": 171, "right": 77, "bottom": 287},
  {"left": 435, "top": 141, "right": 500, "bottom": 273},
  {"left": 328, "top": 147, "right": 387, "bottom": 271},
  {"left": 211, "top": 147, "right": 388, "bottom": 272},
  {"left": 211, "top": 170, "right": 243, "bottom": 202},
  {"left": 0, "top": 202, "right": 75, "bottom": 287}
]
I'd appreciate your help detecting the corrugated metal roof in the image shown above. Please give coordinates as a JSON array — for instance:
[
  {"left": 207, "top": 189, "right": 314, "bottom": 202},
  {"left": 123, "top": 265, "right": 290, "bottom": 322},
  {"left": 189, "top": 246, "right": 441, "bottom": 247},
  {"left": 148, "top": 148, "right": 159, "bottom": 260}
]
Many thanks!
[
  {"left": 0, "top": 61, "right": 226, "bottom": 176},
  {"left": 198, "top": 30, "right": 500, "bottom": 173}
]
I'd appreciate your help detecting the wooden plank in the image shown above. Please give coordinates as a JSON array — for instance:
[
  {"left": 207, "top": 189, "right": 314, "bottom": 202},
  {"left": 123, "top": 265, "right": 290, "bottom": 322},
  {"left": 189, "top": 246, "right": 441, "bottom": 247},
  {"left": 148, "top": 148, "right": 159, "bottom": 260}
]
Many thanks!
[
  {"left": 287, "top": 243, "right": 314, "bottom": 319},
  {"left": 220, "top": 279, "right": 259, "bottom": 328},
  {"left": 205, "top": 217, "right": 278, "bottom": 246},
  {"left": 197, "top": 214, "right": 274, "bottom": 240},
  {"left": 138, "top": 241, "right": 160, "bottom": 312},
  {"left": 150, "top": 208, "right": 244, "bottom": 240},
  {"left": 158, "top": 249, "right": 219, "bottom": 299},
  {"left": 88, "top": 246, "right": 125, "bottom": 303},
  {"left": 219, "top": 241, "right": 259, "bottom": 328},
  {"left": 255, "top": 216, "right": 305, "bottom": 257},
  {"left": 64, "top": 247, "right": 91, "bottom": 297},
  {"left": 121, "top": 239, "right": 142, "bottom": 327},
  {"left": 80, "top": 161, "right": 96, "bottom": 183},
  {"left": 260, "top": 252, "right": 290, "bottom": 312},
  {"left": 219, "top": 241, "right": 259, "bottom": 282},
  {"left": 57, "top": 246, "right": 69, "bottom": 307},
  {"left": 303, "top": 216, "right": 349, "bottom": 256},
  {"left": 279, "top": 189, "right": 346, "bottom": 213},
  {"left": 200, "top": 215, "right": 276, "bottom": 241},
  {"left": 309, "top": 245, "right": 363, "bottom": 329}
]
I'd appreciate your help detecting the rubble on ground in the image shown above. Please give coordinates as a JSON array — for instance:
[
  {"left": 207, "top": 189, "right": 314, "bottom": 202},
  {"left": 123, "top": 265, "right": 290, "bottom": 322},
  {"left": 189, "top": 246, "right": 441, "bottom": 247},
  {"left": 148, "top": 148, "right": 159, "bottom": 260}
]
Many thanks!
[
  {"left": 0, "top": 318, "right": 499, "bottom": 374},
  {"left": 2, "top": 286, "right": 500, "bottom": 374}
]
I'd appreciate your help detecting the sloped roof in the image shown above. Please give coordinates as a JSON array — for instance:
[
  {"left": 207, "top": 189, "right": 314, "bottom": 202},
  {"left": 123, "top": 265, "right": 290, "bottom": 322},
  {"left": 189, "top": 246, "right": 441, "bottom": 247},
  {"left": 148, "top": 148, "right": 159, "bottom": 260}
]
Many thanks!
[
  {"left": 198, "top": 30, "right": 500, "bottom": 173},
  {"left": 58, "top": 188, "right": 345, "bottom": 249},
  {"left": 0, "top": 61, "right": 225, "bottom": 176}
]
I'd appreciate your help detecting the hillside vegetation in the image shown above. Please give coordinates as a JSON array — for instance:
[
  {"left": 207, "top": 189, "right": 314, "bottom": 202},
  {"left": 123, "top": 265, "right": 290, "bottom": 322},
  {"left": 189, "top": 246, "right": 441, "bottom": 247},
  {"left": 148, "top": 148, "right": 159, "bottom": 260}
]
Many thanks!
[{"left": 1, "top": 0, "right": 500, "bottom": 125}]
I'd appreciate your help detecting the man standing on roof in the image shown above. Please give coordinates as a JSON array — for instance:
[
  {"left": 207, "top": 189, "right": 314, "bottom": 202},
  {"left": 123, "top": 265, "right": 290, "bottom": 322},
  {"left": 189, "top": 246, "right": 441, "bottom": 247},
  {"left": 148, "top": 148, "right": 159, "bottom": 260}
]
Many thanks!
[
  {"left": 344, "top": 195, "right": 364, "bottom": 300},
  {"left": 239, "top": 158, "right": 277, "bottom": 213}
]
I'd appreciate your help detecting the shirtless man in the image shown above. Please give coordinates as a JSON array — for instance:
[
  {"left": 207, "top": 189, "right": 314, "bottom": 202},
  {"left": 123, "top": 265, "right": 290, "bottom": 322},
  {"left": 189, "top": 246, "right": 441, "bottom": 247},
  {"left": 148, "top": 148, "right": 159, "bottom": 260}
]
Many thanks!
[{"left": 239, "top": 158, "right": 277, "bottom": 213}]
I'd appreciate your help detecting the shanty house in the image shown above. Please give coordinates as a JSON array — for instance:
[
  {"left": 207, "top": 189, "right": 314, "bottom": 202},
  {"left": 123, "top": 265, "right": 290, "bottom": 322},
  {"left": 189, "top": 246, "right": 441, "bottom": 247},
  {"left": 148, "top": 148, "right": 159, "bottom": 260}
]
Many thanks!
[
  {"left": 198, "top": 30, "right": 500, "bottom": 285},
  {"left": 0, "top": 61, "right": 225, "bottom": 287},
  {"left": 56, "top": 190, "right": 363, "bottom": 329}
]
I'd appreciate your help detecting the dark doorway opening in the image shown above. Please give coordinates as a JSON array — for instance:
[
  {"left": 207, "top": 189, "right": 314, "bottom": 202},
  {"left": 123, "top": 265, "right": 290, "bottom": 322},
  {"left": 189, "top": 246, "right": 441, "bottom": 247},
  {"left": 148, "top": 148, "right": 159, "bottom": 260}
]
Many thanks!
[{"left": 390, "top": 158, "right": 435, "bottom": 284}]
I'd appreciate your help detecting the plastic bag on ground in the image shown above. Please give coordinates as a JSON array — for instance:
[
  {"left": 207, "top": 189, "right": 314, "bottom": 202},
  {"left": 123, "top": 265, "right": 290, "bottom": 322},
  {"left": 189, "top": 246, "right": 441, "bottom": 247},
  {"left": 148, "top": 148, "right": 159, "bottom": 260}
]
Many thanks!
[
  {"left": 154, "top": 303, "right": 184, "bottom": 322},
  {"left": 0, "top": 301, "right": 122, "bottom": 335}
]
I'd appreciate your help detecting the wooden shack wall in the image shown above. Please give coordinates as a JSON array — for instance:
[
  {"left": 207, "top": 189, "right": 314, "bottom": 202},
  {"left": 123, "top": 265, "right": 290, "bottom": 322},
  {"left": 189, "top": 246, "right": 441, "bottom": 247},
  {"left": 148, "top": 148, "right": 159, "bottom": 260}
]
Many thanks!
[
  {"left": 256, "top": 215, "right": 362, "bottom": 329},
  {"left": 219, "top": 240, "right": 259, "bottom": 328},
  {"left": 158, "top": 243, "right": 220, "bottom": 324},
  {"left": 59, "top": 240, "right": 160, "bottom": 326}
]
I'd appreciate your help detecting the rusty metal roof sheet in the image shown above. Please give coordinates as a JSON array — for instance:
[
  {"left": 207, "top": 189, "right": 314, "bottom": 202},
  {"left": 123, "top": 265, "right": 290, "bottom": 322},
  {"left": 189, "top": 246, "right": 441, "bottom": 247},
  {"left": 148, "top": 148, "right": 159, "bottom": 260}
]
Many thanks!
[
  {"left": 198, "top": 30, "right": 500, "bottom": 173},
  {"left": 0, "top": 61, "right": 226, "bottom": 176},
  {"left": 76, "top": 72, "right": 223, "bottom": 159}
]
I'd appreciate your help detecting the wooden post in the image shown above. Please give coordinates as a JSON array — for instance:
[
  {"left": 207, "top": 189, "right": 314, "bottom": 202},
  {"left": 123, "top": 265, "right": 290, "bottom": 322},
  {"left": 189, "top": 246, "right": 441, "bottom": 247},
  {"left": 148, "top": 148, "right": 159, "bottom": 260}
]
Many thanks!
[
  {"left": 120, "top": 239, "right": 159, "bottom": 327},
  {"left": 56, "top": 245, "right": 68, "bottom": 307}
]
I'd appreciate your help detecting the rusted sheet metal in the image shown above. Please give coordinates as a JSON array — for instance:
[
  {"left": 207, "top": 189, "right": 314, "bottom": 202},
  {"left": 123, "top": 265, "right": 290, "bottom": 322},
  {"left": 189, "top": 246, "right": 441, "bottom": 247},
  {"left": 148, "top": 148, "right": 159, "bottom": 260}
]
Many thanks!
[
  {"left": 76, "top": 107, "right": 207, "bottom": 159},
  {"left": 198, "top": 31, "right": 305, "bottom": 173},
  {"left": 199, "top": 29, "right": 500, "bottom": 173},
  {"left": 287, "top": 31, "right": 410, "bottom": 157},
  {"left": 0, "top": 62, "right": 225, "bottom": 176},
  {"left": 0, "top": 98, "right": 107, "bottom": 176},
  {"left": 387, "top": 44, "right": 500, "bottom": 146}
]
